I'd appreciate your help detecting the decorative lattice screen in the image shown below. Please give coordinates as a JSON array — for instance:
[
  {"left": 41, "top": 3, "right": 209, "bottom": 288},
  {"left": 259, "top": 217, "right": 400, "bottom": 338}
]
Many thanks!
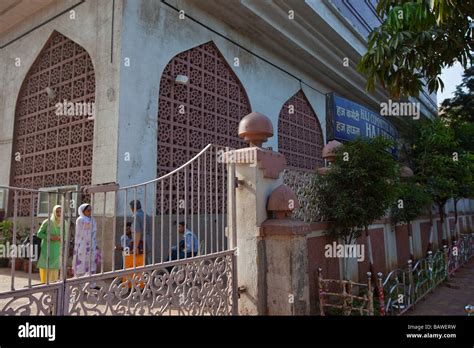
[
  {"left": 157, "top": 42, "right": 251, "bottom": 214},
  {"left": 11, "top": 31, "right": 95, "bottom": 216},
  {"left": 282, "top": 168, "right": 321, "bottom": 222},
  {"left": 278, "top": 90, "right": 324, "bottom": 171}
]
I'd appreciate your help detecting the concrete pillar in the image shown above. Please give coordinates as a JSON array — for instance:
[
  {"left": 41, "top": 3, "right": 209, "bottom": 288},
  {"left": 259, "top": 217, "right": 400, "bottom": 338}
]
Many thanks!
[
  {"left": 229, "top": 111, "right": 311, "bottom": 315},
  {"left": 231, "top": 146, "right": 286, "bottom": 314},
  {"left": 262, "top": 219, "right": 310, "bottom": 315}
]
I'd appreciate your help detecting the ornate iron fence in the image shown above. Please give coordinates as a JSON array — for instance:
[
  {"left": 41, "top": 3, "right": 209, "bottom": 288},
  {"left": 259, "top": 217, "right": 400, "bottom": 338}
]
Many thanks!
[
  {"left": 380, "top": 267, "right": 411, "bottom": 315},
  {"left": 0, "top": 251, "right": 236, "bottom": 316},
  {"left": 380, "top": 232, "right": 474, "bottom": 316},
  {"left": 447, "top": 234, "right": 474, "bottom": 277},
  {"left": 317, "top": 232, "right": 474, "bottom": 316},
  {"left": 63, "top": 251, "right": 235, "bottom": 316},
  {"left": 0, "top": 144, "right": 238, "bottom": 316},
  {"left": 430, "top": 249, "right": 447, "bottom": 287}
]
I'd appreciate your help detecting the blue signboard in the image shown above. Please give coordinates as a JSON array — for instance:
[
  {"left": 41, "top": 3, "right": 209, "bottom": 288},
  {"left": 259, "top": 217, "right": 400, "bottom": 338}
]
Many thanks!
[{"left": 327, "top": 93, "right": 398, "bottom": 155}]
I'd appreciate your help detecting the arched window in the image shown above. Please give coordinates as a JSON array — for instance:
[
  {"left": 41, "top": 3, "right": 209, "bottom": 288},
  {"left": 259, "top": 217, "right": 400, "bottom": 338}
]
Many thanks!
[
  {"left": 157, "top": 41, "right": 251, "bottom": 214},
  {"left": 11, "top": 31, "right": 95, "bottom": 216},
  {"left": 278, "top": 90, "right": 324, "bottom": 171}
]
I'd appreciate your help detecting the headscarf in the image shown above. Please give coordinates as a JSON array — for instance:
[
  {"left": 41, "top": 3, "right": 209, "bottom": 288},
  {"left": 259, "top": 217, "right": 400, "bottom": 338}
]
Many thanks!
[
  {"left": 76, "top": 203, "right": 96, "bottom": 232},
  {"left": 78, "top": 203, "right": 91, "bottom": 219},
  {"left": 50, "top": 205, "right": 62, "bottom": 226},
  {"left": 76, "top": 203, "right": 96, "bottom": 239}
]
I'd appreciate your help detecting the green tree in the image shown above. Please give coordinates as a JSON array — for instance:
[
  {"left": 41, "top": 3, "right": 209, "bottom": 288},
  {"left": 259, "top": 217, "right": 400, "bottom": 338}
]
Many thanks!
[
  {"left": 450, "top": 151, "right": 474, "bottom": 238},
  {"left": 390, "top": 179, "right": 431, "bottom": 259},
  {"left": 358, "top": 0, "right": 473, "bottom": 98},
  {"left": 398, "top": 115, "right": 474, "bottom": 249},
  {"left": 409, "top": 118, "right": 459, "bottom": 246},
  {"left": 396, "top": 118, "right": 438, "bottom": 251},
  {"left": 305, "top": 137, "right": 399, "bottom": 279},
  {"left": 440, "top": 67, "right": 474, "bottom": 238}
]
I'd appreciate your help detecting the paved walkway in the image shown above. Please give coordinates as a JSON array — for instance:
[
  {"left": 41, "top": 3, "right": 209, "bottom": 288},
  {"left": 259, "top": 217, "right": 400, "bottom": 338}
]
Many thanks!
[
  {"left": 406, "top": 258, "right": 474, "bottom": 315},
  {"left": 0, "top": 267, "right": 41, "bottom": 292}
]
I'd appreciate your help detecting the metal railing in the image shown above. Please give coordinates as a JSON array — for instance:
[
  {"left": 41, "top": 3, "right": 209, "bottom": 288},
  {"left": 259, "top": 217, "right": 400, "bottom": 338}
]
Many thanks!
[
  {"left": 318, "top": 268, "right": 374, "bottom": 316},
  {"left": 465, "top": 305, "right": 474, "bottom": 316},
  {"left": 0, "top": 144, "right": 238, "bottom": 315},
  {"left": 380, "top": 267, "right": 411, "bottom": 315},
  {"left": 114, "top": 143, "right": 232, "bottom": 269},
  {"left": 317, "top": 232, "right": 474, "bottom": 316},
  {"left": 381, "top": 233, "right": 474, "bottom": 316}
]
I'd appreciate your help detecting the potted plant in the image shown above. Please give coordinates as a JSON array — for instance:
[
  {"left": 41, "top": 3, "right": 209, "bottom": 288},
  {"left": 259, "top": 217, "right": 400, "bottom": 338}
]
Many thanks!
[
  {"left": 0, "top": 257, "right": 8, "bottom": 268},
  {"left": 22, "top": 258, "right": 29, "bottom": 273},
  {"left": 16, "top": 226, "right": 34, "bottom": 272},
  {"left": 0, "top": 220, "right": 13, "bottom": 268},
  {"left": 1, "top": 222, "right": 30, "bottom": 271},
  {"left": 18, "top": 227, "right": 38, "bottom": 273},
  {"left": 8, "top": 252, "right": 24, "bottom": 271}
]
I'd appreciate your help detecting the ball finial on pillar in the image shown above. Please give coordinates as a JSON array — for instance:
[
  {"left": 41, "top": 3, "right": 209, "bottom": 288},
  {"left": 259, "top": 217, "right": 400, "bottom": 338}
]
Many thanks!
[
  {"left": 317, "top": 140, "right": 344, "bottom": 175},
  {"left": 267, "top": 184, "right": 300, "bottom": 219},
  {"left": 322, "top": 140, "right": 343, "bottom": 162},
  {"left": 238, "top": 112, "right": 274, "bottom": 147}
]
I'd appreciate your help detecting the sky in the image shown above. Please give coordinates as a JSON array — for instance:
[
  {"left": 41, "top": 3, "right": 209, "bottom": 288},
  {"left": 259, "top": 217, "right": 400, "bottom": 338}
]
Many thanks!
[{"left": 437, "top": 62, "right": 465, "bottom": 106}]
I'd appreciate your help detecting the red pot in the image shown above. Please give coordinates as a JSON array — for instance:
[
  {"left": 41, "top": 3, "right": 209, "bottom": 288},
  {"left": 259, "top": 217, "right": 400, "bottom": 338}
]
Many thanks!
[
  {"left": 0, "top": 258, "right": 8, "bottom": 268},
  {"left": 8, "top": 258, "right": 23, "bottom": 271},
  {"left": 22, "top": 260, "right": 31, "bottom": 273}
]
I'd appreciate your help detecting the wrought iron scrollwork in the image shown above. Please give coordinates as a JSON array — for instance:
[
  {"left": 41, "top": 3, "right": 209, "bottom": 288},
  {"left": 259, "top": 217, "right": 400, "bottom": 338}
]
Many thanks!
[{"left": 64, "top": 253, "right": 234, "bottom": 316}]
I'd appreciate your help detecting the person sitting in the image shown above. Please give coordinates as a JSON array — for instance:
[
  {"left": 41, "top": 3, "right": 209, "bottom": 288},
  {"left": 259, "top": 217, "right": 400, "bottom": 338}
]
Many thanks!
[
  {"left": 115, "top": 222, "right": 132, "bottom": 269},
  {"left": 165, "top": 222, "right": 199, "bottom": 272}
]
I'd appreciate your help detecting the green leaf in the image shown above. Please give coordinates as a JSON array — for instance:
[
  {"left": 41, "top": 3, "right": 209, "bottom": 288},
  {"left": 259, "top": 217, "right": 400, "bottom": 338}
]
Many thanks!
[{"left": 357, "top": 0, "right": 472, "bottom": 98}]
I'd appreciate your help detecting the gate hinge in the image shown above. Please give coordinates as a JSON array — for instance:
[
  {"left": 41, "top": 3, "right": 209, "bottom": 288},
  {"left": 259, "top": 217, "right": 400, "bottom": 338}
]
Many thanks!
[
  {"left": 237, "top": 285, "right": 246, "bottom": 299},
  {"left": 236, "top": 178, "right": 244, "bottom": 188}
]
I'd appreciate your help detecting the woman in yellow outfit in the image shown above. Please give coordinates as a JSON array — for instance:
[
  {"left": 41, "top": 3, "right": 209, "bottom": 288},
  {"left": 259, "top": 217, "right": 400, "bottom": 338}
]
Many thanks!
[{"left": 36, "top": 205, "right": 65, "bottom": 283}]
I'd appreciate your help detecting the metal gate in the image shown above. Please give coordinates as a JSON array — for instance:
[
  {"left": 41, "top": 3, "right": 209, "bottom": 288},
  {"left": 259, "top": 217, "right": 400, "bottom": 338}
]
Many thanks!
[{"left": 0, "top": 144, "right": 238, "bottom": 315}]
